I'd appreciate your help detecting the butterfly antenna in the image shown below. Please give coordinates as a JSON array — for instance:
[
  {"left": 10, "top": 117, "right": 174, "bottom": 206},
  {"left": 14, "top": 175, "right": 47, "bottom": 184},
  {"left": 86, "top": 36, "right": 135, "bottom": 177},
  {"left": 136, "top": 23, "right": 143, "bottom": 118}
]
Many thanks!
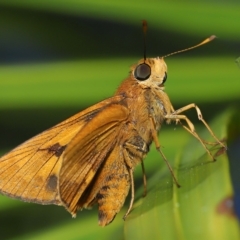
[
  {"left": 162, "top": 35, "right": 216, "bottom": 58},
  {"left": 142, "top": 20, "right": 148, "bottom": 62}
]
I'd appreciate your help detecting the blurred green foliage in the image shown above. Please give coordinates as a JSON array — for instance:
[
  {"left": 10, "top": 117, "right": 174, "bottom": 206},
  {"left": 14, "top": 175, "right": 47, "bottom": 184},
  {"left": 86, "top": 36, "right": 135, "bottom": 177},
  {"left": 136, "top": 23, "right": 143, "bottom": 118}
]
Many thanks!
[{"left": 0, "top": 1, "right": 239, "bottom": 239}]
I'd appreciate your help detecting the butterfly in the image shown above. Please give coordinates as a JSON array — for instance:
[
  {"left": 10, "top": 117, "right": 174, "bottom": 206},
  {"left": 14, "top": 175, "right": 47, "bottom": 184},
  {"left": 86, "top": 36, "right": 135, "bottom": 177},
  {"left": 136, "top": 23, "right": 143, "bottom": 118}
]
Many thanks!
[{"left": 0, "top": 22, "right": 225, "bottom": 226}]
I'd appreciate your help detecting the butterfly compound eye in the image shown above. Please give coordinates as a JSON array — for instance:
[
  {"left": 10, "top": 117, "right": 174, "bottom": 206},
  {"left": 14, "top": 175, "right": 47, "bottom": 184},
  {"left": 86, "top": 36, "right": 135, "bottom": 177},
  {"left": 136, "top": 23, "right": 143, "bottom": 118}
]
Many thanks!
[
  {"left": 134, "top": 63, "right": 151, "bottom": 81},
  {"left": 162, "top": 72, "right": 167, "bottom": 83}
]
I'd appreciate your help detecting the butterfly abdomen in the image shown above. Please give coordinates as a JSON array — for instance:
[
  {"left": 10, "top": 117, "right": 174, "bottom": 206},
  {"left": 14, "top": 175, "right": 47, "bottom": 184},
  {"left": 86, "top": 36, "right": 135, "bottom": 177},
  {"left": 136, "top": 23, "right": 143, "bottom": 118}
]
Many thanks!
[{"left": 97, "top": 166, "right": 130, "bottom": 226}]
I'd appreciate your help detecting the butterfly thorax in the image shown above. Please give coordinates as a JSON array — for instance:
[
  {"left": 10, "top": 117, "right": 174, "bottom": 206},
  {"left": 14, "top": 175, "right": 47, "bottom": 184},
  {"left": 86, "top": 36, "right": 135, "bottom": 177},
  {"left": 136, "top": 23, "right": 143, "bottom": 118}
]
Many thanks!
[{"left": 115, "top": 57, "right": 174, "bottom": 146}]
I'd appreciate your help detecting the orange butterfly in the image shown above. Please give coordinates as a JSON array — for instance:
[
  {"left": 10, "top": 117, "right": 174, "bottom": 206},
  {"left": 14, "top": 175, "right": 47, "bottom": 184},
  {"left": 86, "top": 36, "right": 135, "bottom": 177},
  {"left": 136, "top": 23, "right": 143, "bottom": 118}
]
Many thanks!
[{"left": 0, "top": 22, "right": 225, "bottom": 226}]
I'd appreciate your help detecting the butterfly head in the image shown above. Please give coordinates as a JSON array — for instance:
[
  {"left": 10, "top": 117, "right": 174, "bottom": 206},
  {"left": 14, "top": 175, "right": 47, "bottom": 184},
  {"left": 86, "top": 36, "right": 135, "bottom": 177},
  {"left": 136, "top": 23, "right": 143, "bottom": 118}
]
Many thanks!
[{"left": 132, "top": 57, "right": 167, "bottom": 88}]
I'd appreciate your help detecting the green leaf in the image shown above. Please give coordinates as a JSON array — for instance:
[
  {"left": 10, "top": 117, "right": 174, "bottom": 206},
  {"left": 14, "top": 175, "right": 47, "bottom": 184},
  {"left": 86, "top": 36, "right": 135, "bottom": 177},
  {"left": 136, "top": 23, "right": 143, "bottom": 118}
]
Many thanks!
[{"left": 124, "top": 109, "right": 240, "bottom": 240}]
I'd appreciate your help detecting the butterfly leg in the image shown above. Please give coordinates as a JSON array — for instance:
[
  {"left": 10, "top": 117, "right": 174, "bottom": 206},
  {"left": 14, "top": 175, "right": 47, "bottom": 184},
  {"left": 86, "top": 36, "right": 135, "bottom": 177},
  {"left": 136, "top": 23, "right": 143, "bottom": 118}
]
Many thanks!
[
  {"left": 124, "top": 136, "right": 149, "bottom": 197},
  {"left": 122, "top": 160, "right": 134, "bottom": 221},
  {"left": 165, "top": 112, "right": 223, "bottom": 161},
  {"left": 170, "top": 103, "right": 226, "bottom": 149},
  {"left": 150, "top": 117, "right": 181, "bottom": 188},
  {"left": 122, "top": 134, "right": 149, "bottom": 219},
  {"left": 141, "top": 161, "right": 147, "bottom": 197}
]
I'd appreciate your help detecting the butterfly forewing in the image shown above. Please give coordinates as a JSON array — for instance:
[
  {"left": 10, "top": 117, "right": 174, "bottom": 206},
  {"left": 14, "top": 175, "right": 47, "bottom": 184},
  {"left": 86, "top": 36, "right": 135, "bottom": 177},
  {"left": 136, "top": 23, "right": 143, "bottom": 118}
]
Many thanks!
[
  {"left": 0, "top": 125, "right": 74, "bottom": 204},
  {"left": 0, "top": 96, "right": 126, "bottom": 205}
]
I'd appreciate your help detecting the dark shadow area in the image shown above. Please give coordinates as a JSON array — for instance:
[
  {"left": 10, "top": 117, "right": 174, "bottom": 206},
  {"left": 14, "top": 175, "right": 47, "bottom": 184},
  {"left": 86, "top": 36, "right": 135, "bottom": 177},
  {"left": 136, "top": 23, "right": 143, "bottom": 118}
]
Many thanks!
[
  {"left": 0, "top": 200, "right": 98, "bottom": 240},
  {"left": 0, "top": 5, "right": 237, "bottom": 64},
  {"left": 227, "top": 111, "right": 240, "bottom": 220}
]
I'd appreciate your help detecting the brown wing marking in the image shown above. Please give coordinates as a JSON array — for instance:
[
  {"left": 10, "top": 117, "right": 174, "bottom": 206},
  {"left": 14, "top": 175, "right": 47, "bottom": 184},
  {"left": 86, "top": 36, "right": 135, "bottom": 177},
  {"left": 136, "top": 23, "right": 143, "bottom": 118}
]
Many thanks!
[{"left": 59, "top": 103, "right": 129, "bottom": 216}]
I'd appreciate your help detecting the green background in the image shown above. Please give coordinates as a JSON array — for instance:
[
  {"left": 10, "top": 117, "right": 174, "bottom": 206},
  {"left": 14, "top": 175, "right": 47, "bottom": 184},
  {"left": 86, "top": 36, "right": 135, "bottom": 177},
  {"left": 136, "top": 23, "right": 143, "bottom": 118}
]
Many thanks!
[{"left": 0, "top": 1, "right": 239, "bottom": 239}]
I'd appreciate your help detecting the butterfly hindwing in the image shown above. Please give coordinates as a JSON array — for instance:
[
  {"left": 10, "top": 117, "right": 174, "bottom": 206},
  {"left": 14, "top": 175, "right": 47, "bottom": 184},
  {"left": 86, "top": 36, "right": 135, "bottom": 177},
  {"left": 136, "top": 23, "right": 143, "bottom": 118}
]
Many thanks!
[{"left": 59, "top": 103, "right": 129, "bottom": 215}]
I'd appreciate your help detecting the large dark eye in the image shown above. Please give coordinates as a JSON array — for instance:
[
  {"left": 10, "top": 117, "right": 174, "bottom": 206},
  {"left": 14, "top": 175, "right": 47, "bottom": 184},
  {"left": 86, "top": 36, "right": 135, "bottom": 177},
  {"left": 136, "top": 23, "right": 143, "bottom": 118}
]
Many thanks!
[
  {"left": 162, "top": 72, "right": 167, "bottom": 83},
  {"left": 134, "top": 63, "right": 151, "bottom": 81}
]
